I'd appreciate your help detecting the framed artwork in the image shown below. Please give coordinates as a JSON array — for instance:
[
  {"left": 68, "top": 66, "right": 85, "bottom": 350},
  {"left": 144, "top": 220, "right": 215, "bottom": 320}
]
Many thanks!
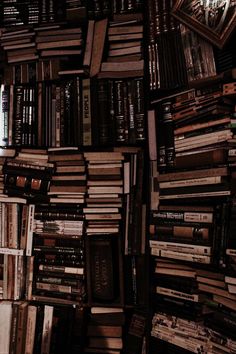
[{"left": 172, "top": 0, "right": 236, "bottom": 48}]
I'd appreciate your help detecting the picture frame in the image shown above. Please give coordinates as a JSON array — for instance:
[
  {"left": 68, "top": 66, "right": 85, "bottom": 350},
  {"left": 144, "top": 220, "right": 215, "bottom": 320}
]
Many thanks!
[{"left": 172, "top": 0, "right": 236, "bottom": 49}]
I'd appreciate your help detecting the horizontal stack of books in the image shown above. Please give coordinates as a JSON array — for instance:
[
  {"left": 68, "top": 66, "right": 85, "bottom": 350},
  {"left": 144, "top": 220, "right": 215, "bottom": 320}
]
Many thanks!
[
  {"left": 85, "top": 307, "right": 125, "bottom": 354},
  {"left": 99, "top": 17, "right": 144, "bottom": 79}
]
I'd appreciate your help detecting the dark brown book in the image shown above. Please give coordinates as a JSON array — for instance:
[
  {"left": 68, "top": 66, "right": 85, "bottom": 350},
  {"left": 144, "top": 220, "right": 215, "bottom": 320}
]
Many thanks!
[
  {"left": 158, "top": 166, "right": 229, "bottom": 182},
  {"left": 108, "top": 26, "right": 143, "bottom": 35},
  {"left": 36, "top": 28, "right": 82, "bottom": 36},
  {"left": 101, "top": 60, "right": 144, "bottom": 72},
  {"left": 40, "top": 49, "right": 82, "bottom": 57},
  {"left": 83, "top": 20, "right": 95, "bottom": 67},
  {"left": 108, "top": 46, "right": 142, "bottom": 57},
  {"left": 107, "top": 54, "right": 142, "bottom": 62},
  {"left": 37, "top": 39, "right": 83, "bottom": 50},
  {"left": 108, "top": 33, "right": 143, "bottom": 41},
  {"left": 174, "top": 148, "right": 228, "bottom": 169},
  {"left": 87, "top": 325, "right": 122, "bottom": 337},
  {"left": 48, "top": 153, "right": 83, "bottom": 162},
  {"left": 36, "top": 33, "right": 82, "bottom": 43},
  {"left": 109, "top": 41, "right": 141, "bottom": 49},
  {"left": 86, "top": 235, "right": 121, "bottom": 303},
  {"left": 90, "top": 19, "right": 108, "bottom": 77},
  {"left": 49, "top": 185, "right": 86, "bottom": 194},
  {"left": 88, "top": 337, "right": 123, "bottom": 350}
]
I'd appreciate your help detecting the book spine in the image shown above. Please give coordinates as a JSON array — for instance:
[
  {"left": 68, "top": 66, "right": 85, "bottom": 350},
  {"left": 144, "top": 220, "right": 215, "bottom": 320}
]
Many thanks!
[
  {"left": 151, "top": 210, "right": 213, "bottom": 224},
  {"left": 134, "top": 77, "right": 145, "bottom": 142},
  {"left": 127, "top": 79, "right": 136, "bottom": 144},
  {"left": 156, "top": 109, "right": 166, "bottom": 171},
  {"left": 151, "top": 248, "right": 211, "bottom": 264},
  {"left": 150, "top": 240, "right": 211, "bottom": 255},
  {"left": 13, "top": 85, "right": 23, "bottom": 146},
  {"left": 41, "top": 305, "right": 54, "bottom": 354},
  {"left": 26, "top": 205, "right": 35, "bottom": 257},
  {"left": 162, "top": 101, "right": 174, "bottom": 168},
  {"left": 97, "top": 79, "right": 110, "bottom": 145},
  {"left": 114, "top": 80, "right": 126, "bottom": 143},
  {"left": 24, "top": 305, "right": 37, "bottom": 354},
  {"left": 156, "top": 286, "right": 201, "bottom": 302}
]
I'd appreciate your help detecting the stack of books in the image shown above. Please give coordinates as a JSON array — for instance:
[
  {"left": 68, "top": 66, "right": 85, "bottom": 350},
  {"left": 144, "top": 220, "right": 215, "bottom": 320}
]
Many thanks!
[
  {"left": 0, "top": 27, "right": 37, "bottom": 64},
  {"left": 99, "top": 17, "right": 144, "bottom": 79},
  {"left": 151, "top": 312, "right": 236, "bottom": 354},
  {"left": 48, "top": 147, "right": 86, "bottom": 204},
  {"left": 36, "top": 25, "right": 83, "bottom": 60},
  {"left": 3, "top": 148, "right": 54, "bottom": 201},
  {"left": 30, "top": 202, "right": 86, "bottom": 305},
  {"left": 150, "top": 85, "right": 236, "bottom": 171},
  {"left": 148, "top": 73, "right": 236, "bottom": 353},
  {"left": 84, "top": 151, "right": 124, "bottom": 235},
  {"left": 85, "top": 307, "right": 124, "bottom": 354}
]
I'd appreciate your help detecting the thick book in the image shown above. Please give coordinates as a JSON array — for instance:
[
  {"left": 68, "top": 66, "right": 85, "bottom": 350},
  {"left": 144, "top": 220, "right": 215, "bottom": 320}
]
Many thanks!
[
  {"left": 174, "top": 148, "right": 228, "bottom": 169},
  {"left": 90, "top": 19, "right": 108, "bottom": 77},
  {"left": 86, "top": 235, "right": 121, "bottom": 303},
  {"left": 124, "top": 311, "right": 146, "bottom": 354}
]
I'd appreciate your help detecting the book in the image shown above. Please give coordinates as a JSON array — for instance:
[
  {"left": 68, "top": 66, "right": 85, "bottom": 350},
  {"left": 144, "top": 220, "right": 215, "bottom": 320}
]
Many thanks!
[
  {"left": 41, "top": 305, "right": 54, "bottom": 354},
  {"left": 83, "top": 20, "right": 95, "bottom": 67},
  {"left": 174, "top": 148, "right": 228, "bottom": 169},
  {"left": 24, "top": 305, "right": 37, "bottom": 354},
  {"left": 86, "top": 235, "right": 120, "bottom": 303},
  {"left": 90, "top": 307, "right": 124, "bottom": 314},
  {"left": 90, "top": 19, "right": 108, "bottom": 77},
  {"left": 37, "top": 39, "right": 83, "bottom": 50},
  {"left": 151, "top": 248, "right": 211, "bottom": 264},
  {"left": 158, "top": 166, "right": 229, "bottom": 182},
  {"left": 150, "top": 240, "right": 212, "bottom": 255},
  {"left": 88, "top": 337, "right": 123, "bottom": 350},
  {"left": 0, "top": 301, "right": 12, "bottom": 354},
  {"left": 125, "top": 311, "right": 146, "bottom": 354},
  {"left": 156, "top": 286, "right": 204, "bottom": 303},
  {"left": 87, "top": 325, "right": 122, "bottom": 337},
  {"left": 100, "top": 60, "right": 144, "bottom": 72}
]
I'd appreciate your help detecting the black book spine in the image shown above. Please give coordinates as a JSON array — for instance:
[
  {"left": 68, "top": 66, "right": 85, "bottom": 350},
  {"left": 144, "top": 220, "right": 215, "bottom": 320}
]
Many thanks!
[
  {"left": 64, "top": 80, "right": 73, "bottom": 146},
  {"left": 134, "top": 77, "right": 145, "bottom": 142},
  {"left": 97, "top": 79, "right": 110, "bottom": 146},
  {"left": 1, "top": 84, "right": 9, "bottom": 146},
  {"left": 114, "top": 80, "right": 126, "bottom": 143},
  {"left": 93, "top": 0, "right": 103, "bottom": 19},
  {"left": 13, "top": 85, "right": 23, "bottom": 146}
]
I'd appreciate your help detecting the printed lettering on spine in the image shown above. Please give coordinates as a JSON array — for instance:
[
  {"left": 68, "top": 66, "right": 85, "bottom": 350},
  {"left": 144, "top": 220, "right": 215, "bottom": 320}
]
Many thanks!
[{"left": 86, "top": 234, "right": 123, "bottom": 305}]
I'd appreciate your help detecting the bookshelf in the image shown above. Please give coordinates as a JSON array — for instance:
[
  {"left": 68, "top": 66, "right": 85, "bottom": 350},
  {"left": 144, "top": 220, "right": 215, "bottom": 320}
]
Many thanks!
[
  {"left": 0, "top": 1, "right": 148, "bottom": 354},
  {"left": 0, "top": 1, "right": 235, "bottom": 353},
  {"left": 147, "top": 1, "right": 236, "bottom": 353}
]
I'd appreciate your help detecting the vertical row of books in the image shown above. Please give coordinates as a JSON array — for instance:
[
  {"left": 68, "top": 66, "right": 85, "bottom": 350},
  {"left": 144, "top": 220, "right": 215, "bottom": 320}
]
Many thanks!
[
  {"left": 147, "top": 30, "right": 236, "bottom": 354},
  {"left": 0, "top": 1, "right": 148, "bottom": 354}
]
